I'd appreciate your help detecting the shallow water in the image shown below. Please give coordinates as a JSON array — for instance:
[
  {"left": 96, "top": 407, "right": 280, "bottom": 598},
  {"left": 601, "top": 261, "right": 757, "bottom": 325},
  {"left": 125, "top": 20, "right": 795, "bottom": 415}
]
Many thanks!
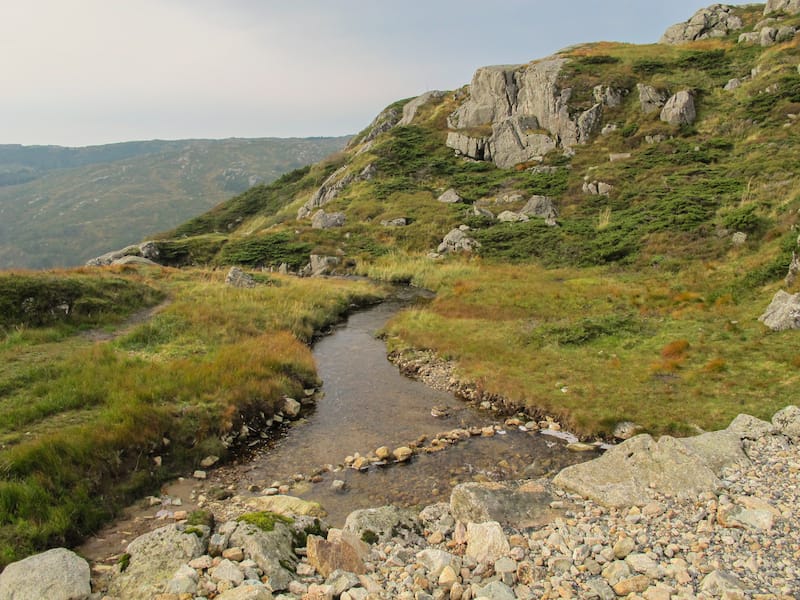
[{"left": 240, "top": 288, "right": 592, "bottom": 525}]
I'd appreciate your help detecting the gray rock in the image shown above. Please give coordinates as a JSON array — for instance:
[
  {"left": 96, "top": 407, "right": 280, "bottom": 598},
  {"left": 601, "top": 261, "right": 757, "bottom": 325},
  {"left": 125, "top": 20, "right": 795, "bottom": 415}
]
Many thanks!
[
  {"left": 777, "top": 25, "right": 797, "bottom": 42},
  {"left": 497, "top": 210, "right": 528, "bottom": 223},
  {"left": 399, "top": 91, "right": 445, "bottom": 126},
  {"left": 586, "top": 577, "right": 616, "bottom": 600},
  {"left": 166, "top": 564, "right": 199, "bottom": 595},
  {"left": 759, "top": 290, "right": 800, "bottom": 330},
  {"left": 660, "top": 91, "right": 696, "bottom": 126},
  {"left": 766, "top": 0, "right": 800, "bottom": 14},
  {"left": 731, "top": 231, "right": 748, "bottom": 246},
  {"left": 472, "top": 580, "right": 516, "bottom": 600},
  {"left": 593, "top": 85, "right": 627, "bottom": 108},
  {"left": 325, "top": 569, "right": 361, "bottom": 596},
  {"left": 360, "top": 106, "right": 402, "bottom": 145},
  {"left": 226, "top": 266, "right": 257, "bottom": 288},
  {"left": 637, "top": 84, "right": 669, "bottom": 115},
  {"left": 437, "top": 229, "right": 479, "bottom": 254},
  {"left": 450, "top": 480, "right": 568, "bottom": 528},
  {"left": 773, "top": 405, "right": 800, "bottom": 440},
  {"left": 612, "top": 421, "right": 642, "bottom": 440},
  {"left": 86, "top": 241, "right": 160, "bottom": 267},
  {"left": 726, "top": 413, "right": 777, "bottom": 439},
  {"left": 448, "top": 65, "right": 520, "bottom": 130},
  {"left": 343, "top": 506, "right": 419, "bottom": 544},
  {"left": 465, "top": 521, "right": 509, "bottom": 563},
  {"left": 216, "top": 585, "right": 274, "bottom": 600},
  {"left": 311, "top": 210, "right": 346, "bottom": 230},
  {"left": 380, "top": 217, "right": 408, "bottom": 227},
  {"left": 416, "top": 549, "right": 461, "bottom": 579},
  {"left": 489, "top": 116, "right": 557, "bottom": 168},
  {"left": 761, "top": 26, "right": 779, "bottom": 46},
  {"left": 438, "top": 189, "right": 464, "bottom": 204},
  {"left": 229, "top": 521, "right": 297, "bottom": 591},
  {"left": 0, "top": 548, "right": 91, "bottom": 600},
  {"left": 739, "top": 31, "right": 761, "bottom": 44},
  {"left": 553, "top": 434, "right": 721, "bottom": 507},
  {"left": 660, "top": 4, "right": 743, "bottom": 44},
  {"left": 309, "top": 254, "right": 340, "bottom": 277},
  {"left": 785, "top": 251, "right": 800, "bottom": 287},
  {"left": 724, "top": 77, "right": 743, "bottom": 90},
  {"left": 108, "top": 523, "right": 209, "bottom": 598},
  {"left": 472, "top": 206, "right": 495, "bottom": 219},
  {"left": 680, "top": 429, "right": 749, "bottom": 474},
  {"left": 700, "top": 570, "right": 745, "bottom": 595},
  {"left": 446, "top": 131, "right": 492, "bottom": 162},
  {"left": 298, "top": 163, "right": 375, "bottom": 219},
  {"left": 520, "top": 195, "right": 558, "bottom": 220}
]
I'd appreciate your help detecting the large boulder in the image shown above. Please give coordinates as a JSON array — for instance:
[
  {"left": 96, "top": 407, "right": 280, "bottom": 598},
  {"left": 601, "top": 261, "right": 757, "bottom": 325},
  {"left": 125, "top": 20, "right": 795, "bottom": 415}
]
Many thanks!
[
  {"left": 309, "top": 255, "right": 340, "bottom": 277},
  {"left": 759, "top": 290, "right": 800, "bottom": 331},
  {"left": 0, "top": 548, "right": 91, "bottom": 600},
  {"left": 243, "top": 495, "right": 326, "bottom": 518},
  {"left": 437, "top": 229, "right": 480, "bottom": 254},
  {"left": 108, "top": 523, "right": 209, "bottom": 598},
  {"left": 553, "top": 434, "right": 721, "bottom": 507},
  {"left": 680, "top": 430, "right": 749, "bottom": 474},
  {"left": 298, "top": 163, "right": 375, "bottom": 219},
  {"left": 520, "top": 195, "right": 558, "bottom": 221},
  {"left": 311, "top": 210, "right": 346, "bottom": 230},
  {"left": 437, "top": 189, "right": 464, "bottom": 204},
  {"left": 229, "top": 520, "right": 297, "bottom": 591},
  {"left": 307, "top": 530, "right": 368, "bottom": 578},
  {"left": 660, "top": 91, "right": 696, "bottom": 126},
  {"left": 765, "top": 0, "right": 800, "bottom": 15},
  {"left": 660, "top": 4, "right": 743, "bottom": 44},
  {"left": 450, "top": 479, "right": 569, "bottom": 528},
  {"left": 488, "top": 116, "right": 558, "bottom": 168},
  {"left": 85, "top": 241, "right": 160, "bottom": 267}
]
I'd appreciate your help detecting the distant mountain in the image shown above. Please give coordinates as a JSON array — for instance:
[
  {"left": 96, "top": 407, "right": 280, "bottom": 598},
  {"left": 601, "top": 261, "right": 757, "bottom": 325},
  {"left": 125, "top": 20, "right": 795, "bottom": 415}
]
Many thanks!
[{"left": 0, "top": 137, "right": 349, "bottom": 269}]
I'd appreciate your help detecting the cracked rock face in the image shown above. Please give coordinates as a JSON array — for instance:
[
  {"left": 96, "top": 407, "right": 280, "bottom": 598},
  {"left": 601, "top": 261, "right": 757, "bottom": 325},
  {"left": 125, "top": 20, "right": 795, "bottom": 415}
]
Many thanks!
[
  {"left": 446, "top": 58, "right": 605, "bottom": 169},
  {"left": 765, "top": 0, "right": 800, "bottom": 15}
]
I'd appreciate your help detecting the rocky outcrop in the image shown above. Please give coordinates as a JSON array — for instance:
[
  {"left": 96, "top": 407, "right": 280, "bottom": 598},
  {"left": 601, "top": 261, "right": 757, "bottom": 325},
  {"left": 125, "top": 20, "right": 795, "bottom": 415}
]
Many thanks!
[
  {"left": 108, "top": 523, "right": 209, "bottom": 598},
  {"left": 773, "top": 405, "right": 800, "bottom": 440},
  {"left": 309, "top": 254, "right": 340, "bottom": 277},
  {"left": 765, "top": 0, "right": 800, "bottom": 14},
  {"left": 660, "top": 4, "right": 743, "bottom": 44},
  {"left": 228, "top": 520, "right": 297, "bottom": 591},
  {"left": 311, "top": 210, "right": 346, "bottom": 230},
  {"left": 759, "top": 289, "right": 800, "bottom": 330},
  {"left": 298, "top": 163, "right": 375, "bottom": 219},
  {"left": 0, "top": 548, "right": 91, "bottom": 600},
  {"left": 398, "top": 91, "right": 445, "bottom": 126},
  {"left": 86, "top": 240, "right": 160, "bottom": 267},
  {"left": 593, "top": 85, "right": 627, "bottom": 108},
  {"left": 446, "top": 57, "right": 606, "bottom": 168},
  {"left": 637, "top": 84, "right": 670, "bottom": 115},
  {"left": 225, "top": 267, "right": 256, "bottom": 288},
  {"left": 660, "top": 90, "right": 696, "bottom": 126}
]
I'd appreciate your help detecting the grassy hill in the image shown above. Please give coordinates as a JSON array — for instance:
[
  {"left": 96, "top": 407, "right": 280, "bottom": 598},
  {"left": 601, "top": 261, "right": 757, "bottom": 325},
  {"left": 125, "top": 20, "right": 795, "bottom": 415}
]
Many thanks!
[{"left": 0, "top": 137, "right": 349, "bottom": 269}]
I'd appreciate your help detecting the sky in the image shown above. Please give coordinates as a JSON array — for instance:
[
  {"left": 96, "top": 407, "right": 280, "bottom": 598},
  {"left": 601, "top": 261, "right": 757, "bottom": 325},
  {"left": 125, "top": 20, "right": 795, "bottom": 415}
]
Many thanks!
[{"left": 2, "top": 1, "right": 719, "bottom": 147}]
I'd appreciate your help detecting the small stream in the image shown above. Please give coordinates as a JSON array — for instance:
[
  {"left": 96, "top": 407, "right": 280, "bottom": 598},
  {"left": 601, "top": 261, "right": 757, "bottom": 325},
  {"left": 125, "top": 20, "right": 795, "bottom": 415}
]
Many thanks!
[{"left": 231, "top": 287, "right": 593, "bottom": 525}]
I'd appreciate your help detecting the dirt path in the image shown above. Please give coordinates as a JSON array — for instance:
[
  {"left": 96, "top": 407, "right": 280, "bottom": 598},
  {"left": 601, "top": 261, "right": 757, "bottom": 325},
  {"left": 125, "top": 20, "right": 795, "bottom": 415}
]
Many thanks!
[{"left": 81, "top": 299, "right": 172, "bottom": 342}]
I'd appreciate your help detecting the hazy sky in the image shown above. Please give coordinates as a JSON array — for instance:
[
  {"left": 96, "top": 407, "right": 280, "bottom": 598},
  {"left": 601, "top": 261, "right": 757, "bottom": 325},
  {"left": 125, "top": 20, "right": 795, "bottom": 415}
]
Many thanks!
[{"left": 3, "top": 1, "right": 717, "bottom": 147}]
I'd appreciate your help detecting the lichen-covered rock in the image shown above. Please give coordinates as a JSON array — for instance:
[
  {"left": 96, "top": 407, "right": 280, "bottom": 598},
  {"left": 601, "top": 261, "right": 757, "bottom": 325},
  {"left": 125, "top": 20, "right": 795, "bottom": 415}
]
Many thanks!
[
  {"left": 225, "top": 266, "right": 256, "bottom": 288},
  {"left": 243, "top": 495, "right": 326, "bottom": 518},
  {"left": 680, "top": 430, "right": 749, "bottom": 474},
  {"left": 0, "top": 548, "right": 91, "bottom": 600},
  {"left": 772, "top": 405, "right": 800, "bottom": 441},
  {"left": 450, "top": 480, "right": 568, "bottom": 528},
  {"left": 637, "top": 84, "right": 670, "bottom": 115},
  {"left": 298, "top": 164, "right": 374, "bottom": 219},
  {"left": 553, "top": 434, "right": 721, "bottom": 507},
  {"left": 343, "top": 506, "right": 419, "bottom": 544},
  {"left": 307, "top": 532, "right": 367, "bottom": 578},
  {"left": 229, "top": 520, "right": 297, "bottom": 591},
  {"left": 309, "top": 254, "right": 340, "bottom": 277},
  {"left": 660, "top": 91, "right": 696, "bottom": 126},
  {"left": 765, "top": 0, "right": 800, "bottom": 15},
  {"left": 108, "top": 524, "right": 209, "bottom": 599},
  {"left": 759, "top": 290, "right": 800, "bottom": 330},
  {"left": 85, "top": 241, "right": 160, "bottom": 267},
  {"left": 497, "top": 210, "right": 528, "bottom": 223},
  {"left": 660, "top": 4, "right": 743, "bottom": 44},
  {"left": 520, "top": 195, "right": 558, "bottom": 220}
]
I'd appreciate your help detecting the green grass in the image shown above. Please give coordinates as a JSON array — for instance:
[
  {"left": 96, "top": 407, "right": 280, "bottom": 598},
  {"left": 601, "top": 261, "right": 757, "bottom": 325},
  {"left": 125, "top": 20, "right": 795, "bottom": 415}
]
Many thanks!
[{"left": 0, "top": 267, "right": 383, "bottom": 566}]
